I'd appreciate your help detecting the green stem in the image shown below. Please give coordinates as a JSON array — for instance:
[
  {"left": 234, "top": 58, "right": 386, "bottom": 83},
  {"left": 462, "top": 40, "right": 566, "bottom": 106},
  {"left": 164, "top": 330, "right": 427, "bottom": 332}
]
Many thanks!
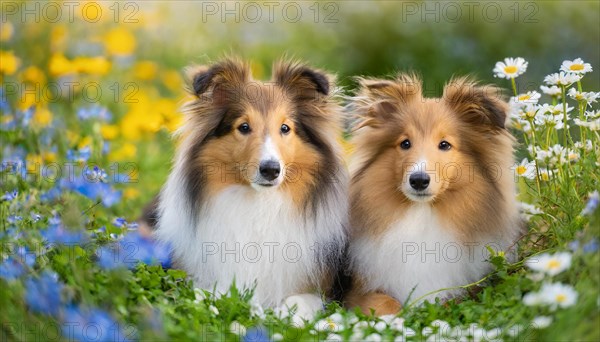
[{"left": 510, "top": 78, "right": 518, "bottom": 97}]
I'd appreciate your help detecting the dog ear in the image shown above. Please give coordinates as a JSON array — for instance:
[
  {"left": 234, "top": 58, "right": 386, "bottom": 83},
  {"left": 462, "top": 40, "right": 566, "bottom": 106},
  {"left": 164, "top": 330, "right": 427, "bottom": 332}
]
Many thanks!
[
  {"left": 273, "top": 61, "right": 332, "bottom": 101},
  {"left": 185, "top": 58, "right": 250, "bottom": 99},
  {"left": 353, "top": 100, "right": 399, "bottom": 130},
  {"left": 443, "top": 77, "right": 508, "bottom": 130},
  {"left": 352, "top": 74, "right": 421, "bottom": 130}
]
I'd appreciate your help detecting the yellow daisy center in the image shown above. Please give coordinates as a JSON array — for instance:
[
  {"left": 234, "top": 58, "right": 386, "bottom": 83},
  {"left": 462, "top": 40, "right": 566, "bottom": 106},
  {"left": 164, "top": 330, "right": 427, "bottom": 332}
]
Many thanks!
[
  {"left": 569, "top": 64, "right": 584, "bottom": 71},
  {"left": 517, "top": 165, "right": 527, "bottom": 175},
  {"left": 518, "top": 95, "right": 531, "bottom": 101},
  {"left": 556, "top": 294, "right": 566, "bottom": 303},
  {"left": 541, "top": 173, "right": 550, "bottom": 181},
  {"left": 504, "top": 66, "right": 518, "bottom": 74},
  {"left": 547, "top": 259, "right": 560, "bottom": 269},
  {"left": 326, "top": 321, "right": 337, "bottom": 330}
]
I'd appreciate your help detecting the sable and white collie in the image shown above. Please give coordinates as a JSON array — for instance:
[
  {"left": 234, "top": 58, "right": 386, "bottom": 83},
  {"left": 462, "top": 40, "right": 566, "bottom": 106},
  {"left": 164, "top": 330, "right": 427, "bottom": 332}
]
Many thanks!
[
  {"left": 154, "top": 58, "right": 348, "bottom": 318},
  {"left": 345, "top": 74, "right": 523, "bottom": 315}
]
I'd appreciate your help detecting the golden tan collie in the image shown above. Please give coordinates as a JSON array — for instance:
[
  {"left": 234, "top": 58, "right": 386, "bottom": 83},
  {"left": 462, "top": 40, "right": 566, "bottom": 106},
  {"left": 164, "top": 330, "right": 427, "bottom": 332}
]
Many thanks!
[
  {"left": 345, "top": 74, "right": 522, "bottom": 315},
  {"left": 154, "top": 58, "right": 348, "bottom": 319}
]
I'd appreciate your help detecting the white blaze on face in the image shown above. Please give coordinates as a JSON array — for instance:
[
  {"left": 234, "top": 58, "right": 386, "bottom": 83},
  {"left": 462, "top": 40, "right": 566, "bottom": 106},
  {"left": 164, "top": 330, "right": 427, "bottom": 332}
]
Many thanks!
[{"left": 261, "top": 136, "right": 281, "bottom": 163}]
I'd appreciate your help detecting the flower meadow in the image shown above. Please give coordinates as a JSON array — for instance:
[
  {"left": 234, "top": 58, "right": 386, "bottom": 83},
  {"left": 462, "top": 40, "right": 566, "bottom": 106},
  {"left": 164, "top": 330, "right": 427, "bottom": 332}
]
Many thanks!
[{"left": 2, "top": 10, "right": 600, "bottom": 342}]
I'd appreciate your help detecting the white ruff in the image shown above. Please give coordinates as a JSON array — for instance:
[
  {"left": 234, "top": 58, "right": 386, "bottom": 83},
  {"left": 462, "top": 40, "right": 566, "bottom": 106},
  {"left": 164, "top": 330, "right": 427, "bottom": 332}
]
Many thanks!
[
  {"left": 157, "top": 167, "right": 347, "bottom": 308},
  {"left": 350, "top": 204, "right": 508, "bottom": 305}
]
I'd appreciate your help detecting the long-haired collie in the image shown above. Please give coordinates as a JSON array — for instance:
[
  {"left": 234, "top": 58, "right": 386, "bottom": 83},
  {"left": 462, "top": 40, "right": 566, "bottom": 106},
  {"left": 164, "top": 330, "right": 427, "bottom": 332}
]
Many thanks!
[
  {"left": 345, "top": 74, "right": 523, "bottom": 315},
  {"left": 153, "top": 58, "right": 348, "bottom": 319}
]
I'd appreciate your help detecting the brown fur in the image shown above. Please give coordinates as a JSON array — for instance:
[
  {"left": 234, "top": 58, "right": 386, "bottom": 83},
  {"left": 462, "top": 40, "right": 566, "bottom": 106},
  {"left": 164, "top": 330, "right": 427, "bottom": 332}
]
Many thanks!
[
  {"left": 346, "top": 73, "right": 521, "bottom": 314},
  {"left": 176, "top": 57, "right": 345, "bottom": 216}
]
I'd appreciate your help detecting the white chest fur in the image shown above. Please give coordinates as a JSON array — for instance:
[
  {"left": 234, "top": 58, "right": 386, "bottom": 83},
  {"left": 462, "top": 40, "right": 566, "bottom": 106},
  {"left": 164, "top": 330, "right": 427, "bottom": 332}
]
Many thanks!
[
  {"left": 350, "top": 204, "right": 495, "bottom": 304},
  {"left": 157, "top": 184, "right": 345, "bottom": 307}
]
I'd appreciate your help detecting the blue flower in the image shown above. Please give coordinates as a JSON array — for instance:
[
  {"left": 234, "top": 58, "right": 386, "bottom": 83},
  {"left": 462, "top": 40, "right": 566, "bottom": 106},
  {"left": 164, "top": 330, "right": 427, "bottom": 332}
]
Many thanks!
[
  {"left": 582, "top": 190, "right": 599, "bottom": 216},
  {"left": 60, "top": 174, "right": 122, "bottom": 207},
  {"left": 41, "top": 225, "right": 88, "bottom": 245},
  {"left": 67, "top": 147, "right": 91, "bottom": 163},
  {"left": 41, "top": 186, "right": 62, "bottom": 202},
  {"left": 243, "top": 327, "right": 272, "bottom": 342},
  {"left": 62, "top": 306, "right": 132, "bottom": 342},
  {"left": 7, "top": 215, "right": 22, "bottom": 224},
  {"left": 84, "top": 166, "right": 108, "bottom": 183},
  {"left": 25, "top": 271, "right": 63, "bottom": 315},
  {"left": 0, "top": 257, "right": 26, "bottom": 280},
  {"left": 1, "top": 189, "right": 17, "bottom": 201},
  {"left": 31, "top": 212, "right": 42, "bottom": 222},
  {"left": 583, "top": 239, "right": 599, "bottom": 253},
  {"left": 98, "top": 232, "right": 172, "bottom": 270},
  {"left": 113, "top": 217, "right": 127, "bottom": 228},
  {"left": 76, "top": 105, "right": 112, "bottom": 121}
]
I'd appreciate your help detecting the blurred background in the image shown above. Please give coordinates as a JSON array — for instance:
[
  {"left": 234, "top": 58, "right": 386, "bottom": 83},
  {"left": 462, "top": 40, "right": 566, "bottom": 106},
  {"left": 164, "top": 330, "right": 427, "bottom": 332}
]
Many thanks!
[{"left": 1, "top": 0, "right": 599, "bottom": 213}]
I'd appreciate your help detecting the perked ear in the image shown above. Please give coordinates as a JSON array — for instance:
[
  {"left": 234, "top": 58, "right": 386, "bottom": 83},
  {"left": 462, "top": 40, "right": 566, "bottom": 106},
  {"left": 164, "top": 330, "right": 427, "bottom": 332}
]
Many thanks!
[
  {"left": 351, "top": 73, "right": 421, "bottom": 130},
  {"left": 443, "top": 77, "right": 508, "bottom": 130},
  {"left": 185, "top": 58, "right": 250, "bottom": 98},
  {"left": 273, "top": 60, "right": 332, "bottom": 100}
]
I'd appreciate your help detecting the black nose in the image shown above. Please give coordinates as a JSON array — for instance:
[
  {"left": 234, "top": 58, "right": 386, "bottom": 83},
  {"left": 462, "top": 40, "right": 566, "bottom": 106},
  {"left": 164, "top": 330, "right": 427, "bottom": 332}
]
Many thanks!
[
  {"left": 259, "top": 160, "right": 281, "bottom": 181},
  {"left": 409, "top": 172, "right": 430, "bottom": 191}
]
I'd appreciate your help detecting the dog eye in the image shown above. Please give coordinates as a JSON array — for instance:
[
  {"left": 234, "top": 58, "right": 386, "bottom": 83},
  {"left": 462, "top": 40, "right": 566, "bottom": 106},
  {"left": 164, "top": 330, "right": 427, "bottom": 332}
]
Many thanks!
[
  {"left": 439, "top": 141, "right": 451, "bottom": 150},
  {"left": 280, "top": 124, "right": 291, "bottom": 135},
  {"left": 238, "top": 123, "right": 251, "bottom": 134},
  {"left": 400, "top": 139, "right": 411, "bottom": 150}
]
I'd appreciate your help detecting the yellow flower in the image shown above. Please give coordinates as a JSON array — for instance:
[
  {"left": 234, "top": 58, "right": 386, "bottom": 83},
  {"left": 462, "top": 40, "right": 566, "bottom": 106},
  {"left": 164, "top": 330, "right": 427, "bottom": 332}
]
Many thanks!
[
  {"left": 104, "top": 27, "right": 136, "bottom": 56},
  {"left": 33, "top": 106, "right": 53, "bottom": 127},
  {"left": 0, "top": 50, "right": 20, "bottom": 75},
  {"left": 26, "top": 154, "right": 43, "bottom": 168},
  {"left": 110, "top": 142, "right": 137, "bottom": 161},
  {"left": 134, "top": 61, "right": 158, "bottom": 80},
  {"left": 17, "top": 92, "right": 40, "bottom": 111},
  {"left": 162, "top": 70, "right": 182, "bottom": 93},
  {"left": 49, "top": 53, "right": 75, "bottom": 77},
  {"left": 21, "top": 66, "right": 46, "bottom": 85},
  {"left": 42, "top": 151, "right": 57, "bottom": 163},
  {"left": 101, "top": 124, "right": 120, "bottom": 140},
  {"left": 0, "top": 22, "right": 14, "bottom": 41},
  {"left": 78, "top": 136, "right": 93, "bottom": 149},
  {"left": 66, "top": 131, "right": 80, "bottom": 145},
  {"left": 124, "top": 188, "right": 140, "bottom": 199},
  {"left": 74, "top": 56, "right": 111, "bottom": 75}
]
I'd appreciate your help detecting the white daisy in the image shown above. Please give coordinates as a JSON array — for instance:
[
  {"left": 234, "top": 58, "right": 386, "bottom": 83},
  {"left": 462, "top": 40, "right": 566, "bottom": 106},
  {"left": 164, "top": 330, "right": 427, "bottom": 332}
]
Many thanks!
[
  {"left": 532, "top": 316, "right": 553, "bottom": 329},
  {"left": 560, "top": 58, "right": 593, "bottom": 74},
  {"left": 364, "top": 333, "right": 382, "bottom": 342},
  {"left": 568, "top": 88, "right": 599, "bottom": 104},
  {"left": 538, "top": 168, "right": 554, "bottom": 182},
  {"left": 272, "top": 333, "right": 284, "bottom": 341},
  {"left": 540, "top": 85, "right": 562, "bottom": 96},
  {"left": 511, "top": 91, "right": 541, "bottom": 106},
  {"left": 538, "top": 282, "right": 578, "bottom": 309},
  {"left": 585, "top": 110, "right": 600, "bottom": 120},
  {"left": 520, "top": 202, "right": 543, "bottom": 221},
  {"left": 512, "top": 158, "right": 537, "bottom": 179},
  {"left": 326, "top": 333, "right": 343, "bottom": 341},
  {"left": 229, "top": 321, "right": 246, "bottom": 335},
  {"left": 493, "top": 57, "right": 528, "bottom": 79},
  {"left": 526, "top": 251, "right": 572, "bottom": 276},
  {"left": 544, "top": 72, "right": 581, "bottom": 86},
  {"left": 315, "top": 313, "right": 344, "bottom": 332},
  {"left": 373, "top": 321, "right": 387, "bottom": 332},
  {"left": 523, "top": 291, "right": 543, "bottom": 306},
  {"left": 574, "top": 118, "right": 600, "bottom": 131},
  {"left": 209, "top": 305, "right": 219, "bottom": 316}
]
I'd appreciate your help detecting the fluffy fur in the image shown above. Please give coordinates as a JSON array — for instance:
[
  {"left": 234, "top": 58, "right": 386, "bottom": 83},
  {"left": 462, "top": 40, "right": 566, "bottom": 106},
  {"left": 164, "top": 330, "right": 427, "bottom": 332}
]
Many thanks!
[
  {"left": 346, "top": 74, "right": 523, "bottom": 315},
  {"left": 155, "top": 58, "right": 348, "bottom": 316}
]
